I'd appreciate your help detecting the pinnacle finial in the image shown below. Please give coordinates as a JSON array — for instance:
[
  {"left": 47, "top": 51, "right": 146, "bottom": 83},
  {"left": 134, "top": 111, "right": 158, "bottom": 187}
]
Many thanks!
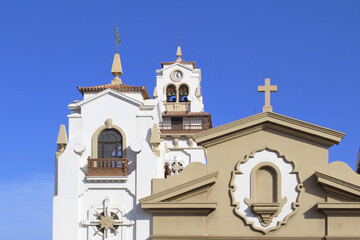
[
  {"left": 111, "top": 53, "right": 123, "bottom": 84},
  {"left": 176, "top": 25, "right": 182, "bottom": 62}
]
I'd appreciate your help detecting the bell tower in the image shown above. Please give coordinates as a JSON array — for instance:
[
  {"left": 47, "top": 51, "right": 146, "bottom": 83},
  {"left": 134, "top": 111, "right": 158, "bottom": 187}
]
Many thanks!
[{"left": 153, "top": 42, "right": 212, "bottom": 177}]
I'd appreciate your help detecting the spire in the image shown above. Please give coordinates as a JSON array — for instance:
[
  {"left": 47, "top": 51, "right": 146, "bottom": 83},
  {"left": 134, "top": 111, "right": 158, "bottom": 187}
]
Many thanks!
[
  {"left": 112, "top": 16, "right": 123, "bottom": 85},
  {"left": 176, "top": 25, "right": 182, "bottom": 62}
]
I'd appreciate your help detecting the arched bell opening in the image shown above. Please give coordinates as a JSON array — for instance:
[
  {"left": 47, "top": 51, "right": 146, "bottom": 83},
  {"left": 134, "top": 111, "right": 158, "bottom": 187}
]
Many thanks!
[
  {"left": 166, "top": 85, "right": 177, "bottom": 102},
  {"left": 179, "top": 84, "right": 189, "bottom": 102}
]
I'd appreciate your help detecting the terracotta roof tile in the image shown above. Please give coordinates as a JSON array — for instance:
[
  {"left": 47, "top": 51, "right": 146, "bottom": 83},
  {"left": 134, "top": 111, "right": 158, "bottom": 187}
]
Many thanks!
[{"left": 77, "top": 84, "right": 150, "bottom": 99}]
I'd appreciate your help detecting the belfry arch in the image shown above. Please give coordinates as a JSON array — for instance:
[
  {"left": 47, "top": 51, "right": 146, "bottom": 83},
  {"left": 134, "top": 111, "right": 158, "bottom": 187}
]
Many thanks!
[
  {"left": 166, "top": 84, "right": 177, "bottom": 102},
  {"left": 179, "top": 84, "right": 189, "bottom": 102}
]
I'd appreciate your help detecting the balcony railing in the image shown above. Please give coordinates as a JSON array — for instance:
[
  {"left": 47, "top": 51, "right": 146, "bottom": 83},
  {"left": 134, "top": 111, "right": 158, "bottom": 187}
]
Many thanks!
[
  {"left": 87, "top": 157, "right": 128, "bottom": 176},
  {"left": 159, "top": 124, "right": 210, "bottom": 133}
]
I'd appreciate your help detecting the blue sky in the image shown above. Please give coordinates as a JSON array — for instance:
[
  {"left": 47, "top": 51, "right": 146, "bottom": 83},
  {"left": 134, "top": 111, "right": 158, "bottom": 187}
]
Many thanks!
[{"left": 0, "top": 1, "right": 359, "bottom": 239}]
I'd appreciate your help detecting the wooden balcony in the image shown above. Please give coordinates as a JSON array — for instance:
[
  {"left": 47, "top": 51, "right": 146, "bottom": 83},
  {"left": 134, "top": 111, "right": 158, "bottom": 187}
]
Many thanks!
[
  {"left": 87, "top": 157, "right": 128, "bottom": 176},
  {"left": 159, "top": 124, "right": 210, "bottom": 134}
]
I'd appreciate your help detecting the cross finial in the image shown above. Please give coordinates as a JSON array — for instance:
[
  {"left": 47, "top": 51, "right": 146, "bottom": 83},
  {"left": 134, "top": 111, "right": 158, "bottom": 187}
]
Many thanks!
[
  {"left": 178, "top": 25, "right": 181, "bottom": 46},
  {"left": 258, "top": 78, "right": 277, "bottom": 112},
  {"left": 114, "top": 15, "right": 121, "bottom": 53}
]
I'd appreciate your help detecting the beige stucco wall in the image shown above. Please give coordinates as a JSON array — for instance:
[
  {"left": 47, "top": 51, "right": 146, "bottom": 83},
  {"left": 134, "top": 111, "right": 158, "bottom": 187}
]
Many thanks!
[{"left": 144, "top": 118, "right": 360, "bottom": 239}]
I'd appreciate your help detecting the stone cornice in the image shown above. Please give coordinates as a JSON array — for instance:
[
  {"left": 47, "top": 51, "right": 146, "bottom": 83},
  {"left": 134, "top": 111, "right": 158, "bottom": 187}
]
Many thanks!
[
  {"left": 317, "top": 202, "right": 360, "bottom": 215},
  {"left": 141, "top": 202, "right": 217, "bottom": 215},
  {"left": 315, "top": 171, "right": 360, "bottom": 199},
  {"left": 193, "top": 112, "right": 345, "bottom": 148},
  {"left": 139, "top": 171, "right": 218, "bottom": 203}
]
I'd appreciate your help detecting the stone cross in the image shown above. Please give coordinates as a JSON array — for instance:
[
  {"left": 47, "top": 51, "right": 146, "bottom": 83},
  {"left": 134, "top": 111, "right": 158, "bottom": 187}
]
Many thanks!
[{"left": 258, "top": 78, "right": 277, "bottom": 112}]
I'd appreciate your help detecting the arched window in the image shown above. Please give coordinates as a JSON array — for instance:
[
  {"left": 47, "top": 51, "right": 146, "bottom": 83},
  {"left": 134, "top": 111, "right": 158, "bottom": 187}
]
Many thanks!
[
  {"left": 97, "top": 129, "right": 123, "bottom": 158},
  {"left": 179, "top": 84, "right": 189, "bottom": 102},
  {"left": 166, "top": 85, "right": 177, "bottom": 102}
]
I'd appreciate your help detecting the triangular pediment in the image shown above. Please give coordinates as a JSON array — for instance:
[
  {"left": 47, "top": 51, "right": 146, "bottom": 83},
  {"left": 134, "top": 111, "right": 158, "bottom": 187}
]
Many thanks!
[
  {"left": 193, "top": 111, "right": 345, "bottom": 148},
  {"left": 68, "top": 88, "right": 143, "bottom": 109},
  {"left": 315, "top": 170, "right": 360, "bottom": 201},
  {"left": 159, "top": 62, "right": 194, "bottom": 73},
  {"left": 140, "top": 168, "right": 218, "bottom": 214}
]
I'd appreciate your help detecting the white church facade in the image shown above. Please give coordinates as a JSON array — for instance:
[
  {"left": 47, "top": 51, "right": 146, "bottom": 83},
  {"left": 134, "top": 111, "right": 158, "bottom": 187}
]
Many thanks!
[{"left": 53, "top": 42, "right": 211, "bottom": 240}]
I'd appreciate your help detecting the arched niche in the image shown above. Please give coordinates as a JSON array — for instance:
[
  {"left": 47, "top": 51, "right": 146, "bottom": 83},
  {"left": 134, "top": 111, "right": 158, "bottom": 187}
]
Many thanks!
[
  {"left": 92, "top": 119, "right": 127, "bottom": 158},
  {"left": 245, "top": 162, "right": 286, "bottom": 227}
]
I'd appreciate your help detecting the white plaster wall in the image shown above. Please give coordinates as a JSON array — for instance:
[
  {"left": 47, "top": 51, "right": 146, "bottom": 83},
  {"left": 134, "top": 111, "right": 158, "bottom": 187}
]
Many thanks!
[
  {"left": 68, "top": 113, "right": 83, "bottom": 140},
  {"left": 55, "top": 90, "right": 162, "bottom": 240},
  {"left": 53, "top": 138, "right": 85, "bottom": 240},
  {"left": 178, "top": 139, "right": 188, "bottom": 148},
  {"left": 131, "top": 138, "right": 161, "bottom": 240},
  {"left": 84, "top": 93, "right": 96, "bottom": 100},
  {"left": 183, "top": 148, "right": 206, "bottom": 164},
  {"left": 80, "top": 94, "right": 140, "bottom": 167},
  {"left": 164, "top": 139, "right": 174, "bottom": 148}
]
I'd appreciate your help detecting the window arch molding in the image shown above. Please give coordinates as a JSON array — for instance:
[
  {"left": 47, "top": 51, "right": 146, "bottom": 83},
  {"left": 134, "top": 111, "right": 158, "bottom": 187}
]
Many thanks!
[{"left": 92, "top": 119, "right": 127, "bottom": 158}]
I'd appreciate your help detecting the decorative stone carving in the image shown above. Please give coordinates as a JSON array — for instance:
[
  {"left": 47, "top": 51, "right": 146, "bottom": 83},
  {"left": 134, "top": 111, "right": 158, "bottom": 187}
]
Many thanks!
[
  {"left": 171, "top": 157, "right": 184, "bottom": 175},
  {"left": 82, "top": 196, "right": 134, "bottom": 240},
  {"left": 230, "top": 147, "right": 303, "bottom": 234}
]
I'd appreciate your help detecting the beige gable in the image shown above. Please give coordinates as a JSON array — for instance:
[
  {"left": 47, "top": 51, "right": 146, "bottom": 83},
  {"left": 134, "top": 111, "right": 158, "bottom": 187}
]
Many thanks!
[{"left": 141, "top": 112, "right": 360, "bottom": 240}]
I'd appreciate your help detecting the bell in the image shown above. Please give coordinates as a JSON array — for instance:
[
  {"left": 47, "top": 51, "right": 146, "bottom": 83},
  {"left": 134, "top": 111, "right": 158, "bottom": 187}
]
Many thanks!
[{"left": 167, "top": 92, "right": 171, "bottom": 96}]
